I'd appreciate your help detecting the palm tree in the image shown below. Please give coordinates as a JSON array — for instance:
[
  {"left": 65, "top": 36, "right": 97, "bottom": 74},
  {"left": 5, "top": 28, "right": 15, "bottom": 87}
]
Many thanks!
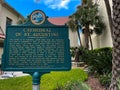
[
  {"left": 68, "top": 0, "right": 105, "bottom": 50},
  {"left": 109, "top": 0, "right": 120, "bottom": 90},
  {"left": 17, "top": 16, "right": 29, "bottom": 24},
  {"left": 68, "top": 16, "right": 82, "bottom": 47}
]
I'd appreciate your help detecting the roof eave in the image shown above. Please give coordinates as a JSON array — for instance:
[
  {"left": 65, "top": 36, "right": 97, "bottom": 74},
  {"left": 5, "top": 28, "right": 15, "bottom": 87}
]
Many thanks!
[{"left": 2, "top": 1, "right": 24, "bottom": 20}]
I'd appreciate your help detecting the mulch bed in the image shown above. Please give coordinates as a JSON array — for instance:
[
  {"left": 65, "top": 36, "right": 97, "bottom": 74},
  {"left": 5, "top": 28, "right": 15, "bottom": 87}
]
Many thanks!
[{"left": 86, "top": 76, "right": 106, "bottom": 90}]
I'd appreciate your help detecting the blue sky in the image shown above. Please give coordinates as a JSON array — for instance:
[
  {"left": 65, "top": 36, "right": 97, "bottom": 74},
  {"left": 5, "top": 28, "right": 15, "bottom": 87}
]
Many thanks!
[{"left": 5, "top": 0, "right": 81, "bottom": 18}]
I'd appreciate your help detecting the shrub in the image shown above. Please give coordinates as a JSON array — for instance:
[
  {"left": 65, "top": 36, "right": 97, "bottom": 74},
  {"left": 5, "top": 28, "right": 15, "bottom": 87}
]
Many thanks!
[
  {"left": 81, "top": 47, "right": 112, "bottom": 74},
  {"left": 0, "top": 69, "right": 88, "bottom": 90},
  {"left": 55, "top": 80, "right": 91, "bottom": 90},
  {"left": 41, "top": 69, "right": 88, "bottom": 90},
  {"left": 79, "top": 47, "right": 89, "bottom": 62},
  {"left": 64, "top": 80, "right": 91, "bottom": 90},
  {"left": 70, "top": 47, "right": 112, "bottom": 74},
  {"left": 70, "top": 47, "right": 76, "bottom": 58},
  {"left": 99, "top": 72, "right": 111, "bottom": 88},
  {"left": 70, "top": 47, "right": 87, "bottom": 62}
]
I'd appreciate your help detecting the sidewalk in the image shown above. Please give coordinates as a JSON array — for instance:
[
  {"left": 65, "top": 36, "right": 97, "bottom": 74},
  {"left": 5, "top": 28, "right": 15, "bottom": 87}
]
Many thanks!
[{"left": 0, "top": 72, "right": 29, "bottom": 79}]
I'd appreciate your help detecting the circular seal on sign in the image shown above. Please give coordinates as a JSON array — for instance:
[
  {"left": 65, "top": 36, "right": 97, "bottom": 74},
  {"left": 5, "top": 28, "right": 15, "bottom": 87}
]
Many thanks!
[{"left": 30, "top": 10, "right": 46, "bottom": 25}]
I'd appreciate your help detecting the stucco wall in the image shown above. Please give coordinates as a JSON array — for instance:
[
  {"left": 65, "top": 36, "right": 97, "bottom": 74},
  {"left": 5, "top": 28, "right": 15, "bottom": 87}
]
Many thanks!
[
  {"left": 0, "top": 4, "right": 3, "bottom": 29},
  {"left": 88, "top": 0, "right": 113, "bottom": 49},
  {"left": 0, "top": 6, "right": 20, "bottom": 34},
  {"left": 0, "top": 3, "right": 23, "bottom": 61},
  {"left": 69, "top": 29, "right": 79, "bottom": 47},
  {"left": 0, "top": 47, "right": 3, "bottom": 64},
  {"left": 81, "top": 0, "right": 113, "bottom": 49}
]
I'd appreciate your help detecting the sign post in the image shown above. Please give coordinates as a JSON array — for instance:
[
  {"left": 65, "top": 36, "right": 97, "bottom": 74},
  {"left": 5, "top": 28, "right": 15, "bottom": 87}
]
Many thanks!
[
  {"left": 32, "top": 72, "right": 41, "bottom": 90},
  {"left": 2, "top": 10, "right": 71, "bottom": 90},
  {"left": 30, "top": 72, "right": 47, "bottom": 90}
]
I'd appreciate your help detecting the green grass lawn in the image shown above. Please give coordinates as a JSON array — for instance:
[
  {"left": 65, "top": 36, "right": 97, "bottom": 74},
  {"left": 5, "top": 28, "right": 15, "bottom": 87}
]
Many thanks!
[{"left": 0, "top": 69, "right": 88, "bottom": 90}]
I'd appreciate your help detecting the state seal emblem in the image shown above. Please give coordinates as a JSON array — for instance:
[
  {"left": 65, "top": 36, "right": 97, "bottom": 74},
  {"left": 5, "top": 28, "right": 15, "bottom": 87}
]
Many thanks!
[{"left": 30, "top": 10, "right": 46, "bottom": 25}]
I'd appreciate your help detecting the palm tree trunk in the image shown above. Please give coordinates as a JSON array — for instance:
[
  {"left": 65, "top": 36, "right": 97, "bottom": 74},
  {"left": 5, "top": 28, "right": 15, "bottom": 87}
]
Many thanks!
[
  {"left": 77, "top": 29, "right": 82, "bottom": 47},
  {"left": 109, "top": 0, "right": 120, "bottom": 90},
  {"left": 84, "top": 26, "right": 89, "bottom": 50},
  {"left": 89, "top": 31, "right": 93, "bottom": 50}
]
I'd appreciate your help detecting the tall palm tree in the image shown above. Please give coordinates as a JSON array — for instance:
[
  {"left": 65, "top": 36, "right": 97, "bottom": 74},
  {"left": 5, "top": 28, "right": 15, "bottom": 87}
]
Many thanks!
[
  {"left": 109, "top": 0, "right": 120, "bottom": 90},
  {"left": 68, "top": 16, "right": 82, "bottom": 47},
  {"left": 68, "top": 0, "right": 105, "bottom": 50}
]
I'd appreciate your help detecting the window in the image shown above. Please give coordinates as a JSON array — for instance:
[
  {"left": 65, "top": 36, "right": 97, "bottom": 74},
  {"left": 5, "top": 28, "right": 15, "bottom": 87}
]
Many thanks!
[{"left": 6, "top": 17, "right": 12, "bottom": 26}]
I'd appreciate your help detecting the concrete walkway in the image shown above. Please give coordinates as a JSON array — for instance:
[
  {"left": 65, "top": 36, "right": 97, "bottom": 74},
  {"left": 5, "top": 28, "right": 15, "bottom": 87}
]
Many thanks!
[{"left": 0, "top": 72, "right": 29, "bottom": 79}]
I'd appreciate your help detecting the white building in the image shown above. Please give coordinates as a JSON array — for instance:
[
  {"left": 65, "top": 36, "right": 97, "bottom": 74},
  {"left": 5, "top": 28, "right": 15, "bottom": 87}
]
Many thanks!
[
  {"left": 92, "top": 0, "right": 113, "bottom": 48},
  {"left": 48, "top": 17, "right": 79, "bottom": 47},
  {"left": 0, "top": 0, "right": 79, "bottom": 66},
  {"left": 81, "top": 0, "right": 113, "bottom": 49},
  {"left": 0, "top": 0, "right": 113, "bottom": 55},
  {"left": 0, "top": 0, "right": 24, "bottom": 33},
  {"left": 93, "top": 0, "right": 113, "bottom": 49},
  {"left": 0, "top": 0, "right": 24, "bottom": 64}
]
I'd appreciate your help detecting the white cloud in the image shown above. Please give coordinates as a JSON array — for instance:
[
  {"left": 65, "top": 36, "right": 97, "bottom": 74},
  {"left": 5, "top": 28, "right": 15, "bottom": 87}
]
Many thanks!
[
  {"left": 34, "top": 0, "right": 41, "bottom": 4},
  {"left": 44, "top": 0, "right": 54, "bottom": 4},
  {"left": 44, "top": 0, "right": 70, "bottom": 10}
]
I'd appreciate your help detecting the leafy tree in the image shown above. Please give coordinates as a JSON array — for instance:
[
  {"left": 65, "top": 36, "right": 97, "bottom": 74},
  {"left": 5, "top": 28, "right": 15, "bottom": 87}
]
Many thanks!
[
  {"left": 17, "top": 16, "right": 29, "bottom": 24},
  {"left": 68, "top": 16, "right": 82, "bottom": 47},
  {"left": 68, "top": 0, "right": 105, "bottom": 50}
]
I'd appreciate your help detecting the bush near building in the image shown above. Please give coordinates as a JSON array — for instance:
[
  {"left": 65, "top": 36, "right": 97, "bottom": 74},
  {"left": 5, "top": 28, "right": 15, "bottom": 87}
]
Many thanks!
[{"left": 0, "top": 69, "right": 88, "bottom": 90}]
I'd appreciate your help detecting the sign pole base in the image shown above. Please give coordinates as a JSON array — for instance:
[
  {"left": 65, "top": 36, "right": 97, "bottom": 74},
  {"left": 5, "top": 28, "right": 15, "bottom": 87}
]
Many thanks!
[
  {"left": 33, "top": 85, "right": 40, "bottom": 90},
  {"left": 28, "top": 72, "right": 49, "bottom": 90}
]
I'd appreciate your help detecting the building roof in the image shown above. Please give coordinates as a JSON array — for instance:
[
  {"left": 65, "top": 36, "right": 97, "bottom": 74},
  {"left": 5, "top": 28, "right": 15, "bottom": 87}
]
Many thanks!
[
  {"left": 0, "top": 0, "right": 24, "bottom": 39},
  {"left": 0, "top": 17, "right": 70, "bottom": 39},
  {"left": 0, "top": 26, "right": 5, "bottom": 39},
  {"left": 0, "top": 34, "right": 5, "bottom": 39},
  {"left": 48, "top": 17, "right": 69, "bottom": 25},
  {"left": 1, "top": 0, "right": 24, "bottom": 20}
]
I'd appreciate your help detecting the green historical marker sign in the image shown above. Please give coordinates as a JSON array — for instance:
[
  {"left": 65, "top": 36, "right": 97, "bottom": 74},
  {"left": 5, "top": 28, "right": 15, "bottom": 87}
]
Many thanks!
[{"left": 2, "top": 10, "right": 71, "bottom": 72}]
